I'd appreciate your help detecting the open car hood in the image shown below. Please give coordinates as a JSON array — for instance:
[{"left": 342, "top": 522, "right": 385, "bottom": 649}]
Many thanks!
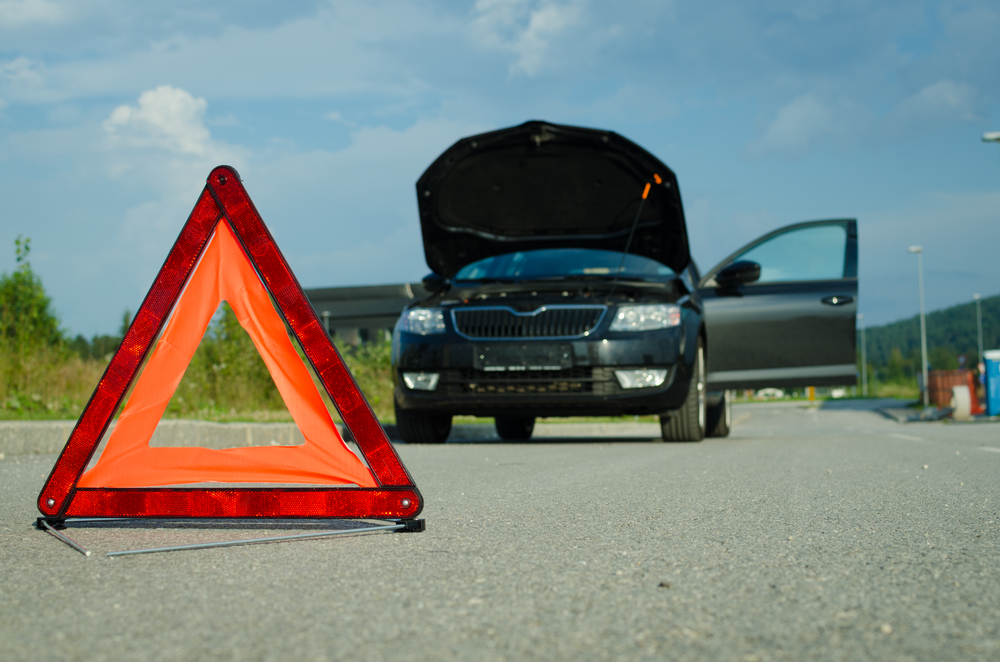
[{"left": 416, "top": 120, "right": 691, "bottom": 279}]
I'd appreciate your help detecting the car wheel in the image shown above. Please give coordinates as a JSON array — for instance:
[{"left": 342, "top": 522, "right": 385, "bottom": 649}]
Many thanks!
[
  {"left": 495, "top": 416, "right": 536, "bottom": 440},
  {"left": 660, "top": 339, "right": 706, "bottom": 442},
  {"left": 706, "top": 389, "right": 732, "bottom": 438},
  {"left": 395, "top": 404, "right": 452, "bottom": 443}
]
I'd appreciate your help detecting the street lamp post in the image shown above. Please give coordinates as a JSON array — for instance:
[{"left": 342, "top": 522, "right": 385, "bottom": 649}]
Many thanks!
[
  {"left": 857, "top": 313, "right": 868, "bottom": 397},
  {"left": 908, "top": 246, "right": 929, "bottom": 407},
  {"left": 984, "top": 132, "right": 1000, "bottom": 171},
  {"left": 979, "top": 131, "right": 997, "bottom": 388},
  {"left": 974, "top": 293, "right": 984, "bottom": 370}
]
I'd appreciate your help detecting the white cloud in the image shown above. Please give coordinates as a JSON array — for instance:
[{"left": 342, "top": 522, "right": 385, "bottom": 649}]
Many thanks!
[
  {"left": 893, "top": 79, "right": 980, "bottom": 126},
  {"left": 103, "top": 85, "right": 210, "bottom": 155},
  {"left": 0, "top": 56, "right": 45, "bottom": 87},
  {"left": 0, "top": 0, "right": 66, "bottom": 28},
  {"left": 99, "top": 86, "right": 248, "bottom": 269},
  {"left": 470, "top": 0, "right": 585, "bottom": 76},
  {"left": 745, "top": 95, "right": 833, "bottom": 157}
]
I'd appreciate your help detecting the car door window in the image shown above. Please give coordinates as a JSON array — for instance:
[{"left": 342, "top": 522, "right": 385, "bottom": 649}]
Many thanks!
[{"left": 732, "top": 224, "right": 847, "bottom": 283}]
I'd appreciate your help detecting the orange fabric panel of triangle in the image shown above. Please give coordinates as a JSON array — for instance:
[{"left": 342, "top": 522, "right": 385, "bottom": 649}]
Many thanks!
[{"left": 78, "top": 220, "right": 377, "bottom": 489}]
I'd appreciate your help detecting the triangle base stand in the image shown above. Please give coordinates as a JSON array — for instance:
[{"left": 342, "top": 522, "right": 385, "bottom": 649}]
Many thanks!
[{"left": 36, "top": 517, "right": 425, "bottom": 557}]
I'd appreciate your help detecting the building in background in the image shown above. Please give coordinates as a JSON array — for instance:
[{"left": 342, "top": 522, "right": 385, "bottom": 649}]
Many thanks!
[{"left": 305, "top": 283, "right": 429, "bottom": 345}]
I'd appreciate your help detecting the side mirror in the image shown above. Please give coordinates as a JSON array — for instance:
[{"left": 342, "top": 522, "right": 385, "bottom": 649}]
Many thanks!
[
  {"left": 422, "top": 272, "right": 446, "bottom": 293},
  {"left": 715, "top": 260, "right": 761, "bottom": 286}
]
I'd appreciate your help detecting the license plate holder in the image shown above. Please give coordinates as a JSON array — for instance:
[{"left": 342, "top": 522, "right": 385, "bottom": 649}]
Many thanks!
[{"left": 474, "top": 343, "right": 573, "bottom": 372}]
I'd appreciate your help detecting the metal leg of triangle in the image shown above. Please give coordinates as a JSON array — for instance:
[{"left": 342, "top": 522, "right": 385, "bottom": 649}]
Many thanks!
[
  {"left": 35, "top": 517, "right": 425, "bottom": 557},
  {"left": 38, "top": 519, "right": 91, "bottom": 556}
]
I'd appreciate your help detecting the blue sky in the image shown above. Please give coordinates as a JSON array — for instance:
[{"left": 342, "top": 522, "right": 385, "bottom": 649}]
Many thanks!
[{"left": 1, "top": 0, "right": 998, "bottom": 336}]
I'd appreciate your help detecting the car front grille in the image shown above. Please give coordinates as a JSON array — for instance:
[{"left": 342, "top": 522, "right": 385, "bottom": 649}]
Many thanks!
[
  {"left": 452, "top": 306, "right": 607, "bottom": 339},
  {"left": 440, "top": 367, "right": 621, "bottom": 397}
]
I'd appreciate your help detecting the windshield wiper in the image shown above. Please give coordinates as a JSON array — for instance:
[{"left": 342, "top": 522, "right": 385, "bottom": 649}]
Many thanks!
[
  {"left": 459, "top": 277, "right": 518, "bottom": 284},
  {"left": 530, "top": 274, "right": 646, "bottom": 283}
]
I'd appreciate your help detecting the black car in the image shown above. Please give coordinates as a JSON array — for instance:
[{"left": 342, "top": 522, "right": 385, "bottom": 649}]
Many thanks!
[{"left": 391, "top": 121, "right": 857, "bottom": 443}]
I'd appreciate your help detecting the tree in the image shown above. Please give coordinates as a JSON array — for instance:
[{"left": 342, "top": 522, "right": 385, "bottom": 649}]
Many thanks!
[
  {"left": 0, "top": 237, "right": 63, "bottom": 354},
  {"left": 0, "top": 236, "right": 68, "bottom": 406}
]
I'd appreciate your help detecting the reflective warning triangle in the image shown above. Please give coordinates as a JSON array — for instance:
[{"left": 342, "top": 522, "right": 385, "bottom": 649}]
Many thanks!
[{"left": 38, "top": 166, "right": 421, "bottom": 521}]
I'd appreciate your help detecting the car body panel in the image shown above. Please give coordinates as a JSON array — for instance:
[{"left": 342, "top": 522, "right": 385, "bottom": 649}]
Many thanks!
[{"left": 699, "top": 219, "right": 858, "bottom": 390}]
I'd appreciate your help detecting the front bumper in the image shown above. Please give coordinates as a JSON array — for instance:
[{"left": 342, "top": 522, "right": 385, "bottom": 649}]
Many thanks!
[{"left": 393, "top": 332, "right": 693, "bottom": 417}]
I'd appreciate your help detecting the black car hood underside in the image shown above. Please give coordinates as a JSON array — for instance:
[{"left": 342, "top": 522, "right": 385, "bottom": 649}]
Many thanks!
[{"left": 416, "top": 120, "right": 691, "bottom": 278}]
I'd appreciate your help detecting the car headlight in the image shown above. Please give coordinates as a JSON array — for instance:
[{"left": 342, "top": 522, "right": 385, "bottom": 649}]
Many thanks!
[
  {"left": 609, "top": 304, "right": 681, "bottom": 331},
  {"left": 399, "top": 308, "right": 446, "bottom": 335}
]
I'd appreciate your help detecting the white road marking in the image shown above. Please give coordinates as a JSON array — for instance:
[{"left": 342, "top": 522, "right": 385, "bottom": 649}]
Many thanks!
[
  {"left": 978, "top": 447, "right": 1000, "bottom": 454},
  {"left": 889, "top": 433, "right": 924, "bottom": 442}
]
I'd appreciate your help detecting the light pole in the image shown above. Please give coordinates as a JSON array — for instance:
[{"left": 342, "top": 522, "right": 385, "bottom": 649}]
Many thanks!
[
  {"left": 857, "top": 313, "right": 868, "bottom": 397},
  {"left": 984, "top": 132, "right": 1000, "bottom": 171},
  {"left": 974, "top": 293, "right": 984, "bottom": 372},
  {"left": 908, "top": 246, "right": 929, "bottom": 407}
]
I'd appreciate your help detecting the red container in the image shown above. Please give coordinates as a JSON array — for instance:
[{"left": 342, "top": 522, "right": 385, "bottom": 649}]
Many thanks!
[{"left": 927, "top": 369, "right": 970, "bottom": 407}]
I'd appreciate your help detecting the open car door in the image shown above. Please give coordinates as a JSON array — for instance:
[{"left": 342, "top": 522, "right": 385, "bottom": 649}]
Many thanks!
[{"left": 698, "top": 219, "right": 858, "bottom": 391}]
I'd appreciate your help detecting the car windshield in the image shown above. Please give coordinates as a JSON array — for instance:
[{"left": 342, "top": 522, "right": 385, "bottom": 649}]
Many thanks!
[{"left": 454, "top": 249, "right": 675, "bottom": 281}]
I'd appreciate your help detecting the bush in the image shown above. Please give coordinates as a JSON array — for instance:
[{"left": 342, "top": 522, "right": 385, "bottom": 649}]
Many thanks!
[
  {"left": 339, "top": 339, "right": 394, "bottom": 423},
  {"left": 163, "top": 303, "right": 395, "bottom": 422},
  {"left": 164, "top": 303, "right": 288, "bottom": 418},
  {"left": 0, "top": 237, "right": 93, "bottom": 418},
  {"left": 0, "top": 236, "right": 395, "bottom": 422}
]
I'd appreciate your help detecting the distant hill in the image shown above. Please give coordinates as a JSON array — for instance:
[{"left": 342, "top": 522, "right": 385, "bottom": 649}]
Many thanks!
[{"left": 863, "top": 294, "right": 1000, "bottom": 378}]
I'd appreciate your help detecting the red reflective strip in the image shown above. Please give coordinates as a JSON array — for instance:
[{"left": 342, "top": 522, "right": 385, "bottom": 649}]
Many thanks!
[
  {"left": 38, "top": 166, "right": 421, "bottom": 522},
  {"left": 37, "top": 189, "right": 222, "bottom": 517},
  {"left": 64, "top": 488, "right": 420, "bottom": 519},
  {"left": 207, "top": 168, "right": 413, "bottom": 487}
]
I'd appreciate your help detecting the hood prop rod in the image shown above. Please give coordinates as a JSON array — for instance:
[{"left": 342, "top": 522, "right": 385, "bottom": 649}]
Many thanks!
[{"left": 607, "top": 177, "right": 656, "bottom": 300}]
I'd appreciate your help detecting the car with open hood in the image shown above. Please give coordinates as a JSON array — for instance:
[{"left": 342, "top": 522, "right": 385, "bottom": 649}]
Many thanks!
[{"left": 391, "top": 121, "right": 858, "bottom": 442}]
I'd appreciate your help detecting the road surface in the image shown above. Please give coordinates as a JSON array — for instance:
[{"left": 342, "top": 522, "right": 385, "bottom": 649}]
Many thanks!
[{"left": 1, "top": 400, "right": 998, "bottom": 661}]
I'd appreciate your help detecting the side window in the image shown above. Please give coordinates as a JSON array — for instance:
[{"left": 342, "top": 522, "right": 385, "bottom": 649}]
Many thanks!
[{"left": 732, "top": 224, "right": 847, "bottom": 283}]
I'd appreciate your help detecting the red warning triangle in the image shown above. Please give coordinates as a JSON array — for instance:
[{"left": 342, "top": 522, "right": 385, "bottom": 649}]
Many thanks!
[{"left": 38, "top": 166, "right": 421, "bottom": 521}]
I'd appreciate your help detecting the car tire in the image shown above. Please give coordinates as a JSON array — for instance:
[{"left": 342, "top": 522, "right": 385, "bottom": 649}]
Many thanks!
[
  {"left": 495, "top": 416, "right": 536, "bottom": 440},
  {"left": 660, "top": 339, "right": 706, "bottom": 442},
  {"left": 706, "top": 390, "right": 732, "bottom": 438},
  {"left": 395, "top": 404, "right": 452, "bottom": 444}
]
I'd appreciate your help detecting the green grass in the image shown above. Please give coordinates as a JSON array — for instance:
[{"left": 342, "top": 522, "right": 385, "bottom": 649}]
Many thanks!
[
  {"left": 0, "top": 350, "right": 107, "bottom": 420},
  {"left": 0, "top": 304, "right": 397, "bottom": 424}
]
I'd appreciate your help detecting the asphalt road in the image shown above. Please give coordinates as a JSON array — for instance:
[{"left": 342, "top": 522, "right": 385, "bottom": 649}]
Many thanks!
[{"left": 2, "top": 400, "right": 998, "bottom": 661}]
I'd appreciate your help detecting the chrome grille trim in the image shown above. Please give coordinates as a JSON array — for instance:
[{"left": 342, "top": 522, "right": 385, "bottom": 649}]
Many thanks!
[{"left": 451, "top": 305, "right": 608, "bottom": 340}]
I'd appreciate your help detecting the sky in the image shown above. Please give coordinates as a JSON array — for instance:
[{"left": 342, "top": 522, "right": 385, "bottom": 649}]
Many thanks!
[{"left": 1, "top": 0, "right": 998, "bottom": 336}]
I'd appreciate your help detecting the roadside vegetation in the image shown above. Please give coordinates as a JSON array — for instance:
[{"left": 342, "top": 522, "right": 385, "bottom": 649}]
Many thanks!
[
  {"left": 859, "top": 295, "right": 998, "bottom": 398},
  {"left": 2, "top": 236, "right": 993, "bottom": 421},
  {"left": 0, "top": 238, "right": 393, "bottom": 422},
  {"left": 0, "top": 238, "right": 106, "bottom": 420},
  {"left": 161, "top": 307, "right": 395, "bottom": 424}
]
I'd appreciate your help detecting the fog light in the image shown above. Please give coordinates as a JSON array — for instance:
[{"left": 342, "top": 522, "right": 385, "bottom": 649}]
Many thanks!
[
  {"left": 403, "top": 372, "right": 440, "bottom": 391},
  {"left": 615, "top": 368, "right": 668, "bottom": 389}
]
